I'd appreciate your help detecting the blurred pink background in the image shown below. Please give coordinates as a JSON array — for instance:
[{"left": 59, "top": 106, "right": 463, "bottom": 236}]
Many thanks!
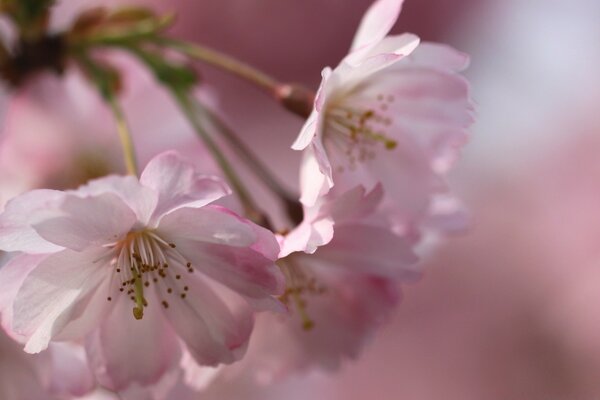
[{"left": 25, "top": 0, "right": 600, "bottom": 398}]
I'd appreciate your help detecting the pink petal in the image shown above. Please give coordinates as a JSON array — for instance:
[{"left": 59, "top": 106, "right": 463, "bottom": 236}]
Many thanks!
[
  {"left": 279, "top": 218, "right": 334, "bottom": 258},
  {"left": 407, "top": 42, "right": 471, "bottom": 72},
  {"left": 313, "top": 224, "right": 419, "bottom": 278},
  {"left": 158, "top": 205, "right": 284, "bottom": 303},
  {"left": 86, "top": 293, "right": 181, "bottom": 392},
  {"left": 162, "top": 274, "right": 253, "bottom": 366},
  {"left": 299, "top": 145, "right": 331, "bottom": 207},
  {"left": 47, "top": 343, "right": 95, "bottom": 397},
  {"left": 319, "top": 184, "right": 384, "bottom": 223},
  {"left": 291, "top": 109, "right": 320, "bottom": 151},
  {"left": 170, "top": 237, "right": 284, "bottom": 307},
  {"left": 33, "top": 193, "right": 137, "bottom": 251},
  {"left": 350, "top": 0, "right": 405, "bottom": 54},
  {"left": 0, "top": 254, "right": 47, "bottom": 335},
  {"left": 140, "top": 151, "right": 230, "bottom": 224},
  {"left": 157, "top": 206, "right": 255, "bottom": 247},
  {"left": 359, "top": 67, "right": 473, "bottom": 172},
  {"left": 12, "top": 247, "right": 110, "bottom": 353},
  {"left": 0, "top": 189, "right": 66, "bottom": 253},
  {"left": 343, "top": 34, "right": 420, "bottom": 80},
  {"left": 0, "top": 331, "right": 50, "bottom": 400},
  {"left": 78, "top": 175, "right": 159, "bottom": 228},
  {"left": 291, "top": 67, "right": 331, "bottom": 151}
]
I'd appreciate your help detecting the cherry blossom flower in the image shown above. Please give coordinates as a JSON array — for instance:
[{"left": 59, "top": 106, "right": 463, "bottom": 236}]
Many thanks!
[
  {"left": 0, "top": 327, "right": 95, "bottom": 400},
  {"left": 0, "top": 151, "right": 284, "bottom": 393},
  {"left": 210, "top": 185, "right": 420, "bottom": 382},
  {"left": 292, "top": 0, "right": 474, "bottom": 235}
]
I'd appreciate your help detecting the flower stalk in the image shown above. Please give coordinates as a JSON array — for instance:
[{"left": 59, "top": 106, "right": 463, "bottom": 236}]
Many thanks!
[
  {"left": 157, "top": 37, "right": 280, "bottom": 95},
  {"left": 192, "top": 102, "right": 304, "bottom": 225},
  {"left": 76, "top": 53, "right": 139, "bottom": 176},
  {"left": 106, "top": 92, "right": 139, "bottom": 176},
  {"left": 173, "top": 90, "right": 272, "bottom": 228}
]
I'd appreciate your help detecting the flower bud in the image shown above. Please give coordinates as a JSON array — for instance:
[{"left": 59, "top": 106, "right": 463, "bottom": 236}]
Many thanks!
[{"left": 275, "top": 83, "right": 315, "bottom": 119}]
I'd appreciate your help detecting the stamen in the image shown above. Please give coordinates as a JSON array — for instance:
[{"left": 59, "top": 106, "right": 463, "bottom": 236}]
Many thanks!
[
  {"left": 107, "top": 230, "right": 195, "bottom": 320},
  {"left": 132, "top": 275, "right": 145, "bottom": 320},
  {"left": 325, "top": 98, "right": 398, "bottom": 170},
  {"left": 278, "top": 259, "right": 327, "bottom": 331}
]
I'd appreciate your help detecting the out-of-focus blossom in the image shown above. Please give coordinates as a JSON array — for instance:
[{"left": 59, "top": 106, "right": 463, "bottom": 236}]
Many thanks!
[
  {"left": 293, "top": 0, "right": 473, "bottom": 237},
  {"left": 0, "top": 328, "right": 94, "bottom": 400},
  {"left": 0, "top": 151, "right": 284, "bottom": 395},
  {"left": 0, "top": 54, "right": 211, "bottom": 210},
  {"left": 210, "top": 185, "right": 419, "bottom": 383}
]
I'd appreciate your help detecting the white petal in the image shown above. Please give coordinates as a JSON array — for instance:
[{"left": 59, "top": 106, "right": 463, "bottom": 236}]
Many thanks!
[
  {"left": 13, "top": 247, "right": 110, "bottom": 353},
  {"left": 313, "top": 224, "right": 419, "bottom": 278},
  {"left": 86, "top": 292, "right": 181, "bottom": 392},
  {"left": 299, "top": 146, "right": 330, "bottom": 207},
  {"left": 341, "top": 34, "right": 420, "bottom": 84},
  {"left": 291, "top": 110, "right": 320, "bottom": 151},
  {"left": 406, "top": 42, "right": 470, "bottom": 72},
  {"left": 0, "top": 189, "right": 65, "bottom": 253},
  {"left": 162, "top": 274, "right": 253, "bottom": 366},
  {"left": 0, "top": 253, "right": 46, "bottom": 334},
  {"left": 77, "top": 175, "right": 159, "bottom": 227},
  {"left": 140, "top": 151, "right": 230, "bottom": 225},
  {"left": 171, "top": 238, "right": 284, "bottom": 305},
  {"left": 350, "top": 0, "right": 405, "bottom": 53},
  {"left": 33, "top": 193, "right": 137, "bottom": 251},
  {"left": 157, "top": 206, "right": 255, "bottom": 247}
]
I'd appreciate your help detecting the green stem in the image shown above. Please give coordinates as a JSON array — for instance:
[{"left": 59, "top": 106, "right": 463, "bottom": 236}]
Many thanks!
[
  {"left": 78, "top": 53, "right": 138, "bottom": 176},
  {"left": 173, "top": 91, "right": 271, "bottom": 227},
  {"left": 106, "top": 92, "right": 139, "bottom": 176},
  {"left": 157, "top": 37, "right": 280, "bottom": 94}
]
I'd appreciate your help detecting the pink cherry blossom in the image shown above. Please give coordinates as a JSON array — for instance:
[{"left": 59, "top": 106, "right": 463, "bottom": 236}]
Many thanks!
[
  {"left": 213, "top": 185, "right": 420, "bottom": 382},
  {"left": 0, "top": 327, "right": 95, "bottom": 400},
  {"left": 0, "top": 151, "right": 284, "bottom": 393},
  {"left": 292, "top": 0, "right": 474, "bottom": 236}
]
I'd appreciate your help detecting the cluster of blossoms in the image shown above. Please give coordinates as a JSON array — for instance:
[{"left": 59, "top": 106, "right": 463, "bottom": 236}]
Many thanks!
[{"left": 0, "top": 0, "right": 473, "bottom": 398}]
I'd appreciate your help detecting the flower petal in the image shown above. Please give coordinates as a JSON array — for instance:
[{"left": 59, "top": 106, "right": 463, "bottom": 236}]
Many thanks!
[
  {"left": 78, "top": 175, "right": 159, "bottom": 228},
  {"left": 162, "top": 274, "right": 253, "bottom": 366},
  {"left": 33, "top": 193, "right": 137, "bottom": 251},
  {"left": 318, "top": 184, "right": 384, "bottom": 223},
  {"left": 47, "top": 343, "right": 95, "bottom": 398},
  {"left": 140, "top": 151, "right": 230, "bottom": 223},
  {"left": 167, "top": 237, "right": 284, "bottom": 309},
  {"left": 350, "top": 0, "right": 405, "bottom": 54},
  {"left": 12, "top": 247, "right": 110, "bottom": 353},
  {"left": 299, "top": 145, "right": 331, "bottom": 207},
  {"left": 157, "top": 206, "right": 255, "bottom": 247},
  {"left": 312, "top": 224, "right": 419, "bottom": 278},
  {"left": 291, "top": 67, "right": 331, "bottom": 150},
  {"left": 279, "top": 218, "right": 334, "bottom": 258},
  {"left": 343, "top": 34, "right": 420, "bottom": 82},
  {"left": 291, "top": 109, "right": 319, "bottom": 151},
  {"left": 85, "top": 293, "right": 181, "bottom": 392},
  {"left": 406, "top": 42, "right": 470, "bottom": 72},
  {"left": 0, "top": 189, "right": 65, "bottom": 253},
  {"left": 158, "top": 205, "right": 284, "bottom": 303},
  {"left": 0, "top": 253, "right": 47, "bottom": 335}
]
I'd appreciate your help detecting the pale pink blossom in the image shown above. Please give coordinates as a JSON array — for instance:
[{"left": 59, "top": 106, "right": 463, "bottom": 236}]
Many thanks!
[
  {"left": 0, "top": 151, "right": 284, "bottom": 393},
  {"left": 212, "top": 185, "right": 419, "bottom": 382},
  {"left": 0, "top": 327, "right": 94, "bottom": 400},
  {"left": 292, "top": 0, "right": 474, "bottom": 236}
]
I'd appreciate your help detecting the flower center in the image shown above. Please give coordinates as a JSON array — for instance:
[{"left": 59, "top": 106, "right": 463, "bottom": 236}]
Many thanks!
[
  {"left": 106, "top": 230, "right": 195, "bottom": 320},
  {"left": 325, "top": 95, "right": 397, "bottom": 172},
  {"left": 278, "top": 258, "right": 327, "bottom": 331}
]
